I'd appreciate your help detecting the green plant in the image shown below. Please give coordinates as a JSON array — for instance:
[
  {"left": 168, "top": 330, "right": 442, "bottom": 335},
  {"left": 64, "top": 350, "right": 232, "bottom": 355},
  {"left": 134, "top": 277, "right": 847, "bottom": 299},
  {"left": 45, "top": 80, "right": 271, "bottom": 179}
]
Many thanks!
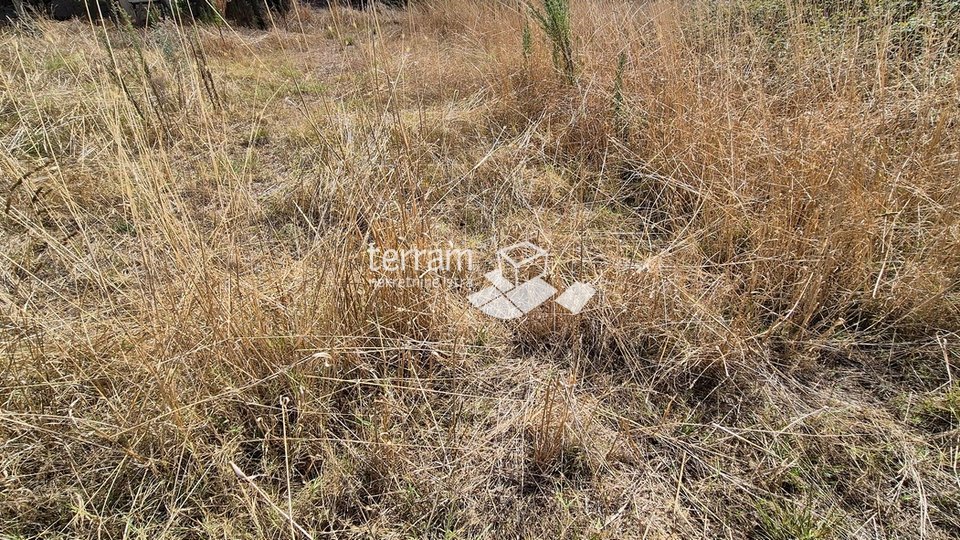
[
  {"left": 529, "top": 0, "right": 575, "bottom": 82},
  {"left": 757, "top": 500, "right": 837, "bottom": 540},
  {"left": 612, "top": 50, "right": 627, "bottom": 136},
  {"left": 522, "top": 19, "right": 533, "bottom": 60}
]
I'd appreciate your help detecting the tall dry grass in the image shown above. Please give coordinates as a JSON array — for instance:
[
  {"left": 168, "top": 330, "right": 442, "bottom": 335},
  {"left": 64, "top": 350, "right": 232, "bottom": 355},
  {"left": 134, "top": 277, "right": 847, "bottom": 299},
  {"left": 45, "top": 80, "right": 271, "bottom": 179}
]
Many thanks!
[{"left": 1, "top": 0, "right": 958, "bottom": 538}]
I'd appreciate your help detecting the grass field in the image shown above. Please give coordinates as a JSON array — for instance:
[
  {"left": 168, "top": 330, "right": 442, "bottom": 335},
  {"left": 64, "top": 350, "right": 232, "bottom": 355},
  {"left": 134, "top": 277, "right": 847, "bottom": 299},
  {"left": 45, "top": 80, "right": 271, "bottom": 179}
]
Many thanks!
[{"left": 1, "top": 1, "right": 959, "bottom": 538}]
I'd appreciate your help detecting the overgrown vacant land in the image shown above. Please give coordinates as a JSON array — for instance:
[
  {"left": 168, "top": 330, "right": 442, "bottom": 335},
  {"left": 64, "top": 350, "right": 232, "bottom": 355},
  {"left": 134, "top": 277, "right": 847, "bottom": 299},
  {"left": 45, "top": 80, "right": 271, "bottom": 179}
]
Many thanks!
[{"left": 1, "top": 0, "right": 959, "bottom": 538}]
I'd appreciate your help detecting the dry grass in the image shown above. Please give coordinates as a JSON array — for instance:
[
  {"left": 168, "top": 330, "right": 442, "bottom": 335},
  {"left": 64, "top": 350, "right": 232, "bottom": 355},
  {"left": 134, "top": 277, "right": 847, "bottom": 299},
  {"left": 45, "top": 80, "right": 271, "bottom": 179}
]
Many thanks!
[{"left": 1, "top": 0, "right": 959, "bottom": 538}]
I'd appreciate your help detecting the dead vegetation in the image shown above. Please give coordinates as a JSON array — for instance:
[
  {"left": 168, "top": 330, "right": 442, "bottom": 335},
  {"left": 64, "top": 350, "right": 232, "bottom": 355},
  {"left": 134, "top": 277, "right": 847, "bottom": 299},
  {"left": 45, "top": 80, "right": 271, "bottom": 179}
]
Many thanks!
[{"left": 1, "top": 0, "right": 959, "bottom": 538}]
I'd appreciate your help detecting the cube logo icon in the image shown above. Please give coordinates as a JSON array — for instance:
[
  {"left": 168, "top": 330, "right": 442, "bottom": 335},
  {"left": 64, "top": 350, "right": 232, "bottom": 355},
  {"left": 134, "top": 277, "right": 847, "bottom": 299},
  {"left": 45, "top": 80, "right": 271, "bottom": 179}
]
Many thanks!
[
  {"left": 468, "top": 241, "right": 596, "bottom": 320},
  {"left": 498, "top": 241, "right": 547, "bottom": 288}
]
